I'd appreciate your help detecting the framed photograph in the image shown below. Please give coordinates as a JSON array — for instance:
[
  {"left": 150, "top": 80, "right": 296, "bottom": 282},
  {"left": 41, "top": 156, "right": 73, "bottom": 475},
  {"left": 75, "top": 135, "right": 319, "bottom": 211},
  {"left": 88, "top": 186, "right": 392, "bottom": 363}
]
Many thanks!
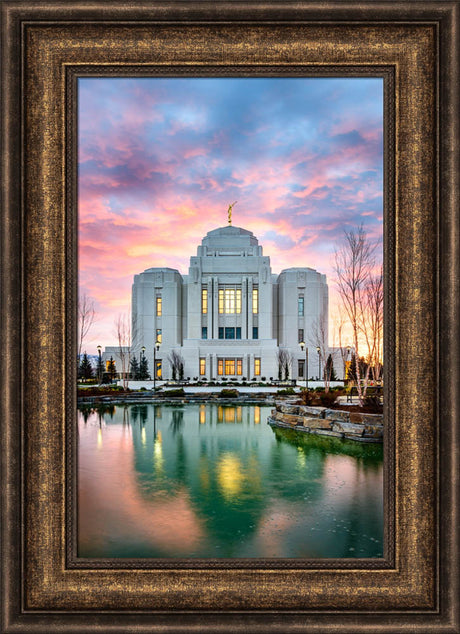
[{"left": 1, "top": 2, "right": 459, "bottom": 633}]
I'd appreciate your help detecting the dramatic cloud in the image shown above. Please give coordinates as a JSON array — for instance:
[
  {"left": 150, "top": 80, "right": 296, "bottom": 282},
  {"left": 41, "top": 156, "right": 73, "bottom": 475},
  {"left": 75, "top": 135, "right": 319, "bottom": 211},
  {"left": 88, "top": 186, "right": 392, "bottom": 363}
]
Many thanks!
[{"left": 79, "top": 77, "right": 383, "bottom": 351}]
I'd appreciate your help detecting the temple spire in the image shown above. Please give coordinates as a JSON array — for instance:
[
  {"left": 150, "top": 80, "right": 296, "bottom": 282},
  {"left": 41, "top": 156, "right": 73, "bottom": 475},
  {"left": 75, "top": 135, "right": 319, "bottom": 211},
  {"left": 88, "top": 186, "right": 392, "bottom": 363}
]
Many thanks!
[{"left": 227, "top": 201, "right": 237, "bottom": 225}]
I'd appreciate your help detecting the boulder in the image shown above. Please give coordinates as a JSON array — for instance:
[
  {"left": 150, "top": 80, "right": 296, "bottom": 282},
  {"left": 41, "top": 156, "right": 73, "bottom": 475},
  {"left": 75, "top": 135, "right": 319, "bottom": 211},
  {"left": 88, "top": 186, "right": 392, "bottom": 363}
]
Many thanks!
[
  {"left": 303, "top": 417, "right": 331, "bottom": 431},
  {"left": 323, "top": 409, "right": 350, "bottom": 422},
  {"left": 279, "top": 404, "right": 300, "bottom": 415},
  {"left": 349, "top": 412, "right": 383, "bottom": 424},
  {"left": 363, "top": 424, "right": 384, "bottom": 438},
  {"left": 313, "top": 429, "right": 344, "bottom": 439},
  {"left": 297, "top": 405, "right": 325, "bottom": 417},
  {"left": 331, "top": 421, "right": 364, "bottom": 436}
]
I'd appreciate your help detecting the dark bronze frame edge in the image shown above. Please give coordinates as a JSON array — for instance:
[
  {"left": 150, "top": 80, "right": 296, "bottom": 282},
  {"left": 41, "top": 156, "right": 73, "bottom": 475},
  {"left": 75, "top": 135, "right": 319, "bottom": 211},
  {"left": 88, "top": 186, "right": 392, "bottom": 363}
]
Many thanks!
[{"left": 1, "top": 1, "right": 459, "bottom": 633}]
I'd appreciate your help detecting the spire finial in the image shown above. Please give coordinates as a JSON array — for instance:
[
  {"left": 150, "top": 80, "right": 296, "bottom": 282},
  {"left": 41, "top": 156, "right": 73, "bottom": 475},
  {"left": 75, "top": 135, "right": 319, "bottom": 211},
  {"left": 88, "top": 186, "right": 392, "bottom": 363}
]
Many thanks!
[{"left": 227, "top": 201, "right": 237, "bottom": 225}]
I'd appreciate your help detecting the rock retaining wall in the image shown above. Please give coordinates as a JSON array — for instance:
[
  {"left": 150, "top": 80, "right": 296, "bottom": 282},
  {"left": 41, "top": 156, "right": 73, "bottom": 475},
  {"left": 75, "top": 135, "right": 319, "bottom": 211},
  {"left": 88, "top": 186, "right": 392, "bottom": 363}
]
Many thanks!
[{"left": 268, "top": 402, "right": 383, "bottom": 443}]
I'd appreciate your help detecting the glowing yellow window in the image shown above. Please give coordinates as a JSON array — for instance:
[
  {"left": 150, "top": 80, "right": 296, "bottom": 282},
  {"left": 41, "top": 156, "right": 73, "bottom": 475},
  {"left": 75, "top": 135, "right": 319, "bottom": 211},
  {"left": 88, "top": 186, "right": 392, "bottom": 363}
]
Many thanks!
[
  {"left": 254, "top": 358, "right": 261, "bottom": 376},
  {"left": 236, "top": 359, "right": 243, "bottom": 375},
  {"left": 225, "top": 289, "right": 235, "bottom": 313},
  {"left": 156, "top": 296, "right": 162, "bottom": 316},
  {"left": 200, "top": 358, "right": 206, "bottom": 375},
  {"left": 218, "top": 359, "right": 224, "bottom": 375},
  {"left": 225, "top": 359, "right": 235, "bottom": 375},
  {"left": 202, "top": 288, "right": 208, "bottom": 314},
  {"left": 236, "top": 289, "right": 242, "bottom": 314},
  {"left": 252, "top": 288, "right": 258, "bottom": 314}
]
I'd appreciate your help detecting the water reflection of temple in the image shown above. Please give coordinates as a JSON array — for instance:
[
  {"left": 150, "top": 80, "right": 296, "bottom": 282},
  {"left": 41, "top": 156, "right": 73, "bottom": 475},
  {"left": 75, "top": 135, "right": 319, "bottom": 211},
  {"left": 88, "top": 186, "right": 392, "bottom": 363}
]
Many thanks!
[{"left": 78, "top": 403, "right": 384, "bottom": 558}]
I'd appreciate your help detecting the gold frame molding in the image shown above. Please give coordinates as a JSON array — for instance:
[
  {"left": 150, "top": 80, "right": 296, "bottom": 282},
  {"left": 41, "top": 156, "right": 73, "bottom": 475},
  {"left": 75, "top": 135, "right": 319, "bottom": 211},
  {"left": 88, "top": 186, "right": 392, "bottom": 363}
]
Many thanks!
[{"left": 1, "top": 2, "right": 459, "bottom": 632}]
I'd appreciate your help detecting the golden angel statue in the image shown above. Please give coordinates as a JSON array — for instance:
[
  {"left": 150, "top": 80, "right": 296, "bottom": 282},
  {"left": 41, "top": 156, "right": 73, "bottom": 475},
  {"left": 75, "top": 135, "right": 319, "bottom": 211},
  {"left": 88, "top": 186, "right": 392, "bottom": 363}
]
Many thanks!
[{"left": 227, "top": 201, "right": 237, "bottom": 225}]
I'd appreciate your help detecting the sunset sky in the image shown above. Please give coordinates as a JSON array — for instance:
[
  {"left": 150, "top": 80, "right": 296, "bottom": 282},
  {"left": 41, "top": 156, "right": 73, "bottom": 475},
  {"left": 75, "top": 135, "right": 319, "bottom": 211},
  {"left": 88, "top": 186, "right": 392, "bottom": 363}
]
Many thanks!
[{"left": 79, "top": 77, "right": 383, "bottom": 354}]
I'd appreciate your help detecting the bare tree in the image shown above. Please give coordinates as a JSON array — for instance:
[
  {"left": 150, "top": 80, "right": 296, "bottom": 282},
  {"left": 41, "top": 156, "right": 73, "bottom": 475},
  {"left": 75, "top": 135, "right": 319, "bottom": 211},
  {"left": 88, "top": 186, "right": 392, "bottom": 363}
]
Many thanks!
[
  {"left": 114, "top": 313, "right": 131, "bottom": 390},
  {"left": 308, "top": 314, "right": 332, "bottom": 391},
  {"left": 331, "top": 309, "right": 353, "bottom": 381},
  {"left": 361, "top": 265, "right": 383, "bottom": 383},
  {"left": 78, "top": 293, "right": 95, "bottom": 363},
  {"left": 276, "top": 348, "right": 293, "bottom": 381},
  {"left": 168, "top": 350, "right": 185, "bottom": 382},
  {"left": 334, "top": 225, "right": 377, "bottom": 405}
]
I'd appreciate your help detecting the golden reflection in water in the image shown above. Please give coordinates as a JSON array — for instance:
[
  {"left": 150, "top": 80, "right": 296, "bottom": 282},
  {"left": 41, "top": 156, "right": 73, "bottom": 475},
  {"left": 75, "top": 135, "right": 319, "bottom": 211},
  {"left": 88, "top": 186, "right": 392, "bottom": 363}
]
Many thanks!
[
  {"left": 217, "top": 406, "right": 243, "bottom": 424},
  {"left": 141, "top": 426, "right": 146, "bottom": 446},
  {"left": 217, "top": 453, "right": 244, "bottom": 500},
  {"left": 97, "top": 427, "right": 103, "bottom": 449},
  {"left": 199, "top": 456, "right": 210, "bottom": 492},
  {"left": 153, "top": 430, "right": 164, "bottom": 474},
  {"left": 296, "top": 446, "right": 306, "bottom": 468},
  {"left": 199, "top": 404, "right": 206, "bottom": 424},
  {"left": 254, "top": 406, "right": 260, "bottom": 424}
]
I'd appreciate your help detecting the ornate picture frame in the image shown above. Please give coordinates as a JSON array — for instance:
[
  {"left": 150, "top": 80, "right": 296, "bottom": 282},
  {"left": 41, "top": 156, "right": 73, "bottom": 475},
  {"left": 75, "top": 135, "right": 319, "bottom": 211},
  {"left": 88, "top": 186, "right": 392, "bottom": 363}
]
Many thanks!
[{"left": 1, "top": 2, "right": 458, "bottom": 632}]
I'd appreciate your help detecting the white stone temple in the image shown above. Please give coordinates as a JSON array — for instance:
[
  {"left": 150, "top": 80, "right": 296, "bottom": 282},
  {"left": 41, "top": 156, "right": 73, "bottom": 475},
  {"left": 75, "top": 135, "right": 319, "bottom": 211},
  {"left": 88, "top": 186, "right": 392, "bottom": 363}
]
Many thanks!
[{"left": 129, "top": 224, "right": 329, "bottom": 382}]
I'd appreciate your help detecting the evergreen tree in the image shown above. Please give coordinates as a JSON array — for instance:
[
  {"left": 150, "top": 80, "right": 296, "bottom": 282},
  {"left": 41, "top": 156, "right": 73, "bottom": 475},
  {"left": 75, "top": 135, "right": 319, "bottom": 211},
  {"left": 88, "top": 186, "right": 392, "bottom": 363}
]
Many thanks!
[
  {"left": 325, "top": 354, "right": 338, "bottom": 381},
  {"left": 130, "top": 355, "right": 140, "bottom": 380},
  {"left": 107, "top": 356, "right": 116, "bottom": 383},
  {"left": 138, "top": 353, "right": 150, "bottom": 380},
  {"left": 79, "top": 353, "right": 94, "bottom": 382}
]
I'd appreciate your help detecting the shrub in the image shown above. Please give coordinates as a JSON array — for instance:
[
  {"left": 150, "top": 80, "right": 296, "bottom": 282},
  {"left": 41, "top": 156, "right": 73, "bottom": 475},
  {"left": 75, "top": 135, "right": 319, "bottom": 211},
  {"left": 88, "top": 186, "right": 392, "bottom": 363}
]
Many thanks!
[
  {"left": 299, "top": 389, "right": 314, "bottom": 405},
  {"left": 219, "top": 388, "right": 239, "bottom": 398},
  {"left": 319, "top": 390, "right": 342, "bottom": 407},
  {"left": 139, "top": 387, "right": 147, "bottom": 391},
  {"left": 277, "top": 387, "right": 295, "bottom": 395},
  {"left": 164, "top": 388, "right": 185, "bottom": 397},
  {"left": 363, "top": 394, "right": 383, "bottom": 411}
]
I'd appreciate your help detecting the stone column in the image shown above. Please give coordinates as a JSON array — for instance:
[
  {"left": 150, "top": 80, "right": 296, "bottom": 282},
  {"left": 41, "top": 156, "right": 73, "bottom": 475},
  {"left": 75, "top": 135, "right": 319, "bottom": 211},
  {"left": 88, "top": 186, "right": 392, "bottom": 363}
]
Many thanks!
[
  {"left": 242, "top": 277, "right": 248, "bottom": 339},
  {"left": 212, "top": 276, "right": 219, "bottom": 340}
]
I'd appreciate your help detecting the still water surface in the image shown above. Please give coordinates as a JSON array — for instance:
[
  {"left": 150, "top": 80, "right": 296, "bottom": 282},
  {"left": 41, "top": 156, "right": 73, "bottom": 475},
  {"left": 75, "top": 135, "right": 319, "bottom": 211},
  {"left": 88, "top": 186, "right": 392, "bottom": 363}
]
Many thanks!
[{"left": 78, "top": 403, "right": 383, "bottom": 558}]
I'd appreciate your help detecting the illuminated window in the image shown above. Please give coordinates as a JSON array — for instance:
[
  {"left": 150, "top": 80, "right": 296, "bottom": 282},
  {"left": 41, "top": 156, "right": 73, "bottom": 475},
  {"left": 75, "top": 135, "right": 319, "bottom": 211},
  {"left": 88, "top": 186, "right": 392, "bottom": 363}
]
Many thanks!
[
  {"left": 218, "top": 358, "right": 243, "bottom": 375},
  {"left": 236, "top": 289, "right": 241, "bottom": 313},
  {"left": 202, "top": 288, "right": 208, "bottom": 314},
  {"left": 156, "top": 328, "right": 162, "bottom": 343},
  {"left": 298, "top": 296, "right": 304, "bottom": 316},
  {"left": 218, "top": 286, "right": 242, "bottom": 314},
  {"left": 202, "top": 326, "right": 207, "bottom": 339},
  {"left": 252, "top": 288, "right": 258, "bottom": 314},
  {"left": 252, "top": 327, "right": 258, "bottom": 339},
  {"left": 199, "top": 358, "right": 206, "bottom": 375},
  {"left": 298, "top": 328, "right": 304, "bottom": 343},
  {"left": 254, "top": 358, "right": 261, "bottom": 376},
  {"left": 156, "top": 296, "right": 162, "bottom": 316},
  {"left": 225, "top": 289, "right": 235, "bottom": 313}
]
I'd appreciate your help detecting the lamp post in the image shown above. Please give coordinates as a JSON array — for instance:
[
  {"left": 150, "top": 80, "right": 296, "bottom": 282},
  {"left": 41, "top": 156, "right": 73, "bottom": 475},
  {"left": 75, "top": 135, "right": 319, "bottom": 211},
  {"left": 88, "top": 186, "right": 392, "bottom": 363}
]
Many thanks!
[
  {"left": 97, "top": 345, "right": 102, "bottom": 385},
  {"left": 316, "top": 346, "right": 321, "bottom": 382},
  {"left": 153, "top": 341, "right": 160, "bottom": 390},
  {"left": 299, "top": 341, "right": 308, "bottom": 390}
]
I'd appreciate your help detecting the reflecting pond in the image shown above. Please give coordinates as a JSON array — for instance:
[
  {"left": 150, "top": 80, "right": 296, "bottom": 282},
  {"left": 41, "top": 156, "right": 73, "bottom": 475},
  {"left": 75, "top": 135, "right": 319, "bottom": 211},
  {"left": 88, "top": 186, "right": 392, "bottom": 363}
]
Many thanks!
[{"left": 78, "top": 403, "right": 383, "bottom": 558}]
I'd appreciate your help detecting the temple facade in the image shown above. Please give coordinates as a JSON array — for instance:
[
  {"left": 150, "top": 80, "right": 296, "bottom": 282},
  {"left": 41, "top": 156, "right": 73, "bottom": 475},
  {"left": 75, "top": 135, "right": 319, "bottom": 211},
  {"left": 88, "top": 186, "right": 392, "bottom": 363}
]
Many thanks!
[{"left": 130, "top": 225, "right": 328, "bottom": 382}]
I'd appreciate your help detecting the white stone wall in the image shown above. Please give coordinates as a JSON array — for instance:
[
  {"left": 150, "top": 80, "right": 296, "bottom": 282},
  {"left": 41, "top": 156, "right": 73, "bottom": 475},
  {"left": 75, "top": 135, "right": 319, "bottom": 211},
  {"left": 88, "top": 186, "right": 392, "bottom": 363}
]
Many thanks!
[{"left": 127, "top": 226, "right": 329, "bottom": 382}]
